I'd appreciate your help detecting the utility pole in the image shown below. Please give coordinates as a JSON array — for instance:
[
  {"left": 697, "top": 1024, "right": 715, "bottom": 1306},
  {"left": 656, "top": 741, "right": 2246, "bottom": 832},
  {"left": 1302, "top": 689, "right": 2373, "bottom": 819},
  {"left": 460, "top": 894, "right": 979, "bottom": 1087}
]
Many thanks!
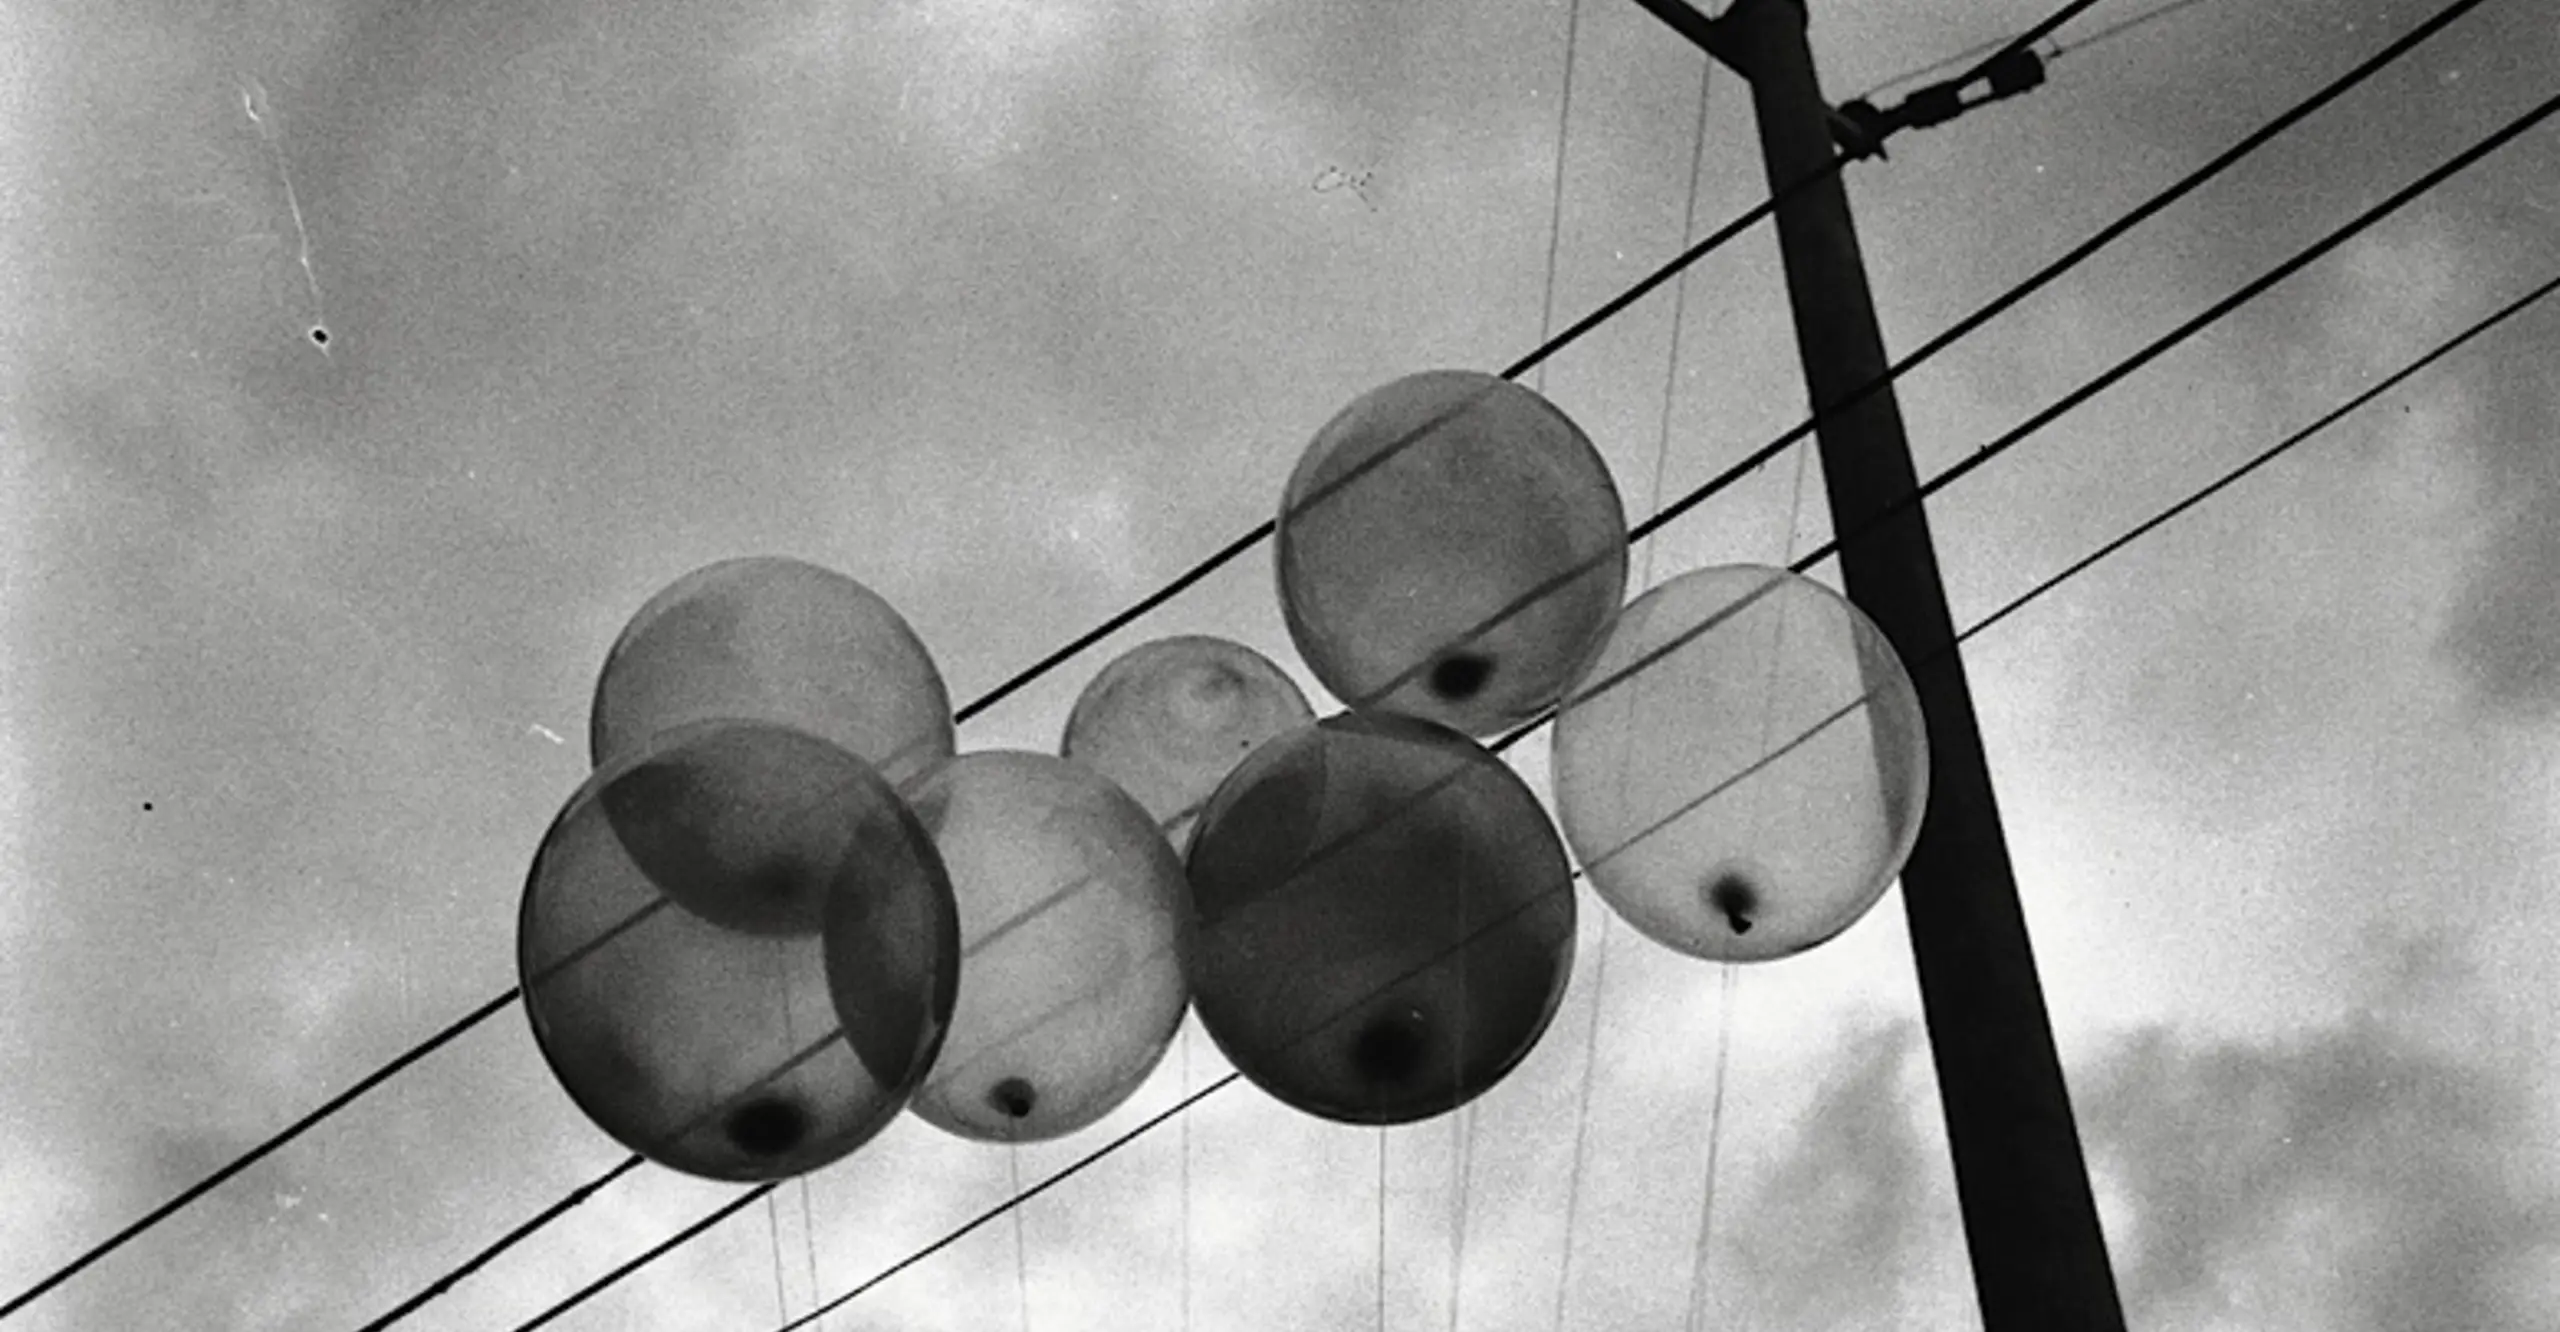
[{"left": 1627, "top": 1, "right": 2127, "bottom": 1327}]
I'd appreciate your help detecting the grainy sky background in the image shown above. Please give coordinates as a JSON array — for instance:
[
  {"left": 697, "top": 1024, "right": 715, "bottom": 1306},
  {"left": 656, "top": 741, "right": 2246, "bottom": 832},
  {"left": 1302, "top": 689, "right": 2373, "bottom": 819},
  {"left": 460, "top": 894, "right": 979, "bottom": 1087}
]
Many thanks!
[{"left": 4, "top": 0, "right": 2558, "bottom": 1328}]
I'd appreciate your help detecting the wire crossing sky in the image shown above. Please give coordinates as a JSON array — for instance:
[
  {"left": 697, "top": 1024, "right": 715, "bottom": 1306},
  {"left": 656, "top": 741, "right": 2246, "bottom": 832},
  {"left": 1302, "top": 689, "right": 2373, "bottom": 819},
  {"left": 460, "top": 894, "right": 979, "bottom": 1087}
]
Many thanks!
[
  {"left": 2, "top": 0, "right": 2555, "bottom": 1329},
  {"left": 5, "top": 6, "right": 2467, "bottom": 1307},
  {"left": 481, "top": 60, "right": 2560, "bottom": 1332}
]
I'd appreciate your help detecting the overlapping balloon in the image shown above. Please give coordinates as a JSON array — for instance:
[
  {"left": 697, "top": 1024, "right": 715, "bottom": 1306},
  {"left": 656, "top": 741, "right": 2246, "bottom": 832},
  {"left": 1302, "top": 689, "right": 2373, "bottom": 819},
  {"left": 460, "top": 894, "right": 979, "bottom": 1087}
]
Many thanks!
[{"left": 513, "top": 369, "right": 1931, "bottom": 1181}]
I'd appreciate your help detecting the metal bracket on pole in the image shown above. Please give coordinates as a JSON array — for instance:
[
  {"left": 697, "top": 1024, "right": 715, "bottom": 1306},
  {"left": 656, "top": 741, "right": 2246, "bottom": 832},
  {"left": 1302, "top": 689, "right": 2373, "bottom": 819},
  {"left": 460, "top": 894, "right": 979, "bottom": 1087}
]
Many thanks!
[
  {"left": 1834, "top": 47, "right": 2049, "bottom": 161},
  {"left": 1623, "top": 0, "right": 2049, "bottom": 161}
]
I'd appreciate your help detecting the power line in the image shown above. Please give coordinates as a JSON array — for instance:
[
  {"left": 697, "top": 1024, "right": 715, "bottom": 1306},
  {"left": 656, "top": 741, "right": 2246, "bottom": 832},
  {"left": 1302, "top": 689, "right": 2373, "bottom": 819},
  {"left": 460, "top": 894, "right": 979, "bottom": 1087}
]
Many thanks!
[
  {"left": 348, "top": 1158, "right": 648, "bottom": 1330},
  {"left": 1627, "top": 0, "right": 2490, "bottom": 550},
  {"left": 757, "top": 241, "right": 2560, "bottom": 1332},
  {"left": 1288, "top": 0, "right": 2489, "bottom": 727},
  {"left": 2052, "top": 0, "right": 2221, "bottom": 59},
  {"left": 1858, "top": 33, "right": 2020, "bottom": 103},
  {"left": 0, "top": 986, "right": 519, "bottom": 1321},
  {"left": 1950, "top": 0, "right": 2108, "bottom": 83},
  {"left": 1, "top": 1, "right": 2479, "bottom": 1324},
  {"left": 1782, "top": 86, "right": 2560, "bottom": 582},
  {"left": 8, "top": 51, "right": 1875, "bottom": 1332},
  {"left": 1854, "top": 0, "right": 2220, "bottom": 103},
  {"left": 342, "top": 2, "right": 2500, "bottom": 1325},
  {"left": 1957, "top": 265, "right": 2560, "bottom": 646},
  {"left": 1841, "top": 0, "right": 2105, "bottom": 104},
  {"left": 503, "top": 46, "right": 2551, "bottom": 1332},
  {"left": 514, "top": 1185, "right": 775, "bottom": 1332},
  {"left": 341, "top": 193, "right": 1813, "bottom": 1332}
]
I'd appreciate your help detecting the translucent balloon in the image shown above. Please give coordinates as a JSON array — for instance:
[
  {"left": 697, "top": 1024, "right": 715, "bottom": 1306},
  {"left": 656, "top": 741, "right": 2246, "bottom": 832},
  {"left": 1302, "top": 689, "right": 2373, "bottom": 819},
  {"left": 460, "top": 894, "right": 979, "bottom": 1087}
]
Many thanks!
[
  {"left": 1550, "top": 565, "right": 1929, "bottom": 963},
  {"left": 591, "top": 556, "right": 953, "bottom": 789},
  {"left": 898, "top": 751, "right": 1191, "bottom": 1142},
  {"left": 1059, "top": 635, "right": 1314, "bottom": 846},
  {"left": 518, "top": 720, "right": 958, "bottom": 1182},
  {"left": 1277, "top": 370, "right": 1627, "bottom": 737},
  {"left": 1184, "top": 712, "right": 1575, "bottom": 1125}
]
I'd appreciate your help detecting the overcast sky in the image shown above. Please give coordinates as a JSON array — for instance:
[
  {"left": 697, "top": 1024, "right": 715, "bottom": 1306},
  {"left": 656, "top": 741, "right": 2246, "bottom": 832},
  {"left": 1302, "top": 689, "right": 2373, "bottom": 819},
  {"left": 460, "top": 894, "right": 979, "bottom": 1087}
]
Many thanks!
[{"left": 5, "top": 0, "right": 2558, "bottom": 1328}]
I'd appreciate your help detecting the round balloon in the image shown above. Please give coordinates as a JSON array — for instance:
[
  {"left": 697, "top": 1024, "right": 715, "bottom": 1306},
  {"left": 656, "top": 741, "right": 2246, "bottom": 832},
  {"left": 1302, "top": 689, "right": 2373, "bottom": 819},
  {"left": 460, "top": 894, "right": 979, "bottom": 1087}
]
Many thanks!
[
  {"left": 518, "top": 719, "right": 959, "bottom": 1182},
  {"left": 1184, "top": 712, "right": 1575, "bottom": 1125},
  {"left": 1060, "top": 635, "right": 1314, "bottom": 847},
  {"left": 1550, "top": 565, "right": 1929, "bottom": 962},
  {"left": 590, "top": 556, "right": 953, "bottom": 789},
  {"left": 896, "top": 751, "right": 1191, "bottom": 1142},
  {"left": 1276, "top": 370, "right": 1627, "bottom": 737}
]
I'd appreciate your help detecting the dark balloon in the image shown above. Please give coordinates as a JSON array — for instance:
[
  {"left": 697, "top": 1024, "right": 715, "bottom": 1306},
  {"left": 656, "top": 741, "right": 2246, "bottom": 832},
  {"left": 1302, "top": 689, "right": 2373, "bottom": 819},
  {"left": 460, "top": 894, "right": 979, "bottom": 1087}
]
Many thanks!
[
  {"left": 1060, "top": 635, "right": 1314, "bottom": 847},
  {"left": 518, "top": 720, "right": 958, "bottom": 1182},
  {"left": 1276, "top": 371, "right": 1627, "bottom": 737},
  {"left": 590, "top": 556, "right": 954, "bottom": 789},
  {"left": 896, "top": 751, "right": 1190, "bottom": 1143},
  {"left": 1184, "top": 712, "right": 1575, "bottom": 1125},
  {"left": 1550, "top": 565, "right": 1929, "bottom": 962}
]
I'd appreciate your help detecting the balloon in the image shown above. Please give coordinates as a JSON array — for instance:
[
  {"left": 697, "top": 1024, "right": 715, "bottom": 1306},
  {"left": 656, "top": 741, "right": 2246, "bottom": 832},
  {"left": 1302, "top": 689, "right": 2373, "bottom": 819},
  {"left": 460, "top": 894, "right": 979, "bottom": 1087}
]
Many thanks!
[
  {"left": 518, "top": 720, "right": 958, "bottom": 1182},
  {"left": 1184, "top": 712, "right": 1575, "bottom": 1125},
  {"left": 896, "top": 751, "right": 1191, "bottom": 1142},
  {"left": 1549, "top": 565, "right": 1929, "bottom": 962},
  {"left": 1276, "top": 370, "right": 1627, "bottom": 737},
  {"left": 598, "top": 717, "right": 895, "bottom": 936},
  {"left": 591, "top": 556, "right": 953, "bottom": 789},
  {"left": 1059, "top": 635, "right": 1314, "bottom": 846}
]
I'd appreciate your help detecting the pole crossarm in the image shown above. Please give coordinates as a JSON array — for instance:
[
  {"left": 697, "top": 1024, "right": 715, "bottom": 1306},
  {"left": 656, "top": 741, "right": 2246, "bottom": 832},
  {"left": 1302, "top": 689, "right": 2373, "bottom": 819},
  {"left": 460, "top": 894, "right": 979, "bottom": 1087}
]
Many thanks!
[{"left": 1622, "top": 0, "right": 1752, "bottom": 77}]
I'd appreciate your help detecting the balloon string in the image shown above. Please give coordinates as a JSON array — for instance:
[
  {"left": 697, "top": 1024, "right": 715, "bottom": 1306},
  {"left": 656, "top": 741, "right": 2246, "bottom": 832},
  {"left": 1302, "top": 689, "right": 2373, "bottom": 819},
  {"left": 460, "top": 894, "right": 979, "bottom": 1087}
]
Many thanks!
[
  {"left": 770, "top": 941, "right": 798, "bottom": 1326},
  {"left": 1503, "top": 0, "right": 1587, "bottom": 1316},
  {"left": 1009, "top": 1144, "right": 1031, "bottom": 1332},
  {"left": 1642, "top": 53, "right": 1716, "bottom": 595},
  {"left": 1377, "top": 1126, "right": 1388, "bottom": 1332},
  {"left": 1447, "top": 816, "right": 1474, "bottom": 1332},
  {"left": 1675, "top": 407, "right": 1794, "bottom": 1332},
  {"left": 1743, "top": 425, "right": 1815, "bottom": 854},
  {"left": 1682, "top": 964, "right": 1738, "bottom": 1332},
  {"left": 799, "top": 1179, "right": 823, "bottom": 1332},
  {"left": 1532, "top": 0, "right": 1600, "bottom": 1318},
  {"left": 776, "top": 944, "right": 825, "bottom": 1329},
  {"left": 1448, "top": 1099, "right": 1469, "bottom": 1332},
  {"left": 1549, "top": 912, "right": 1612, "bottom": 1332},
  {"left": 766, "top": 1191, "right": 789, "bottom": 1325},
  {"left": 1180, "top": 1023, "right": 1192, "bottom": 1332},
  {"left": 1528, "top": 0, "right": 1582, "bottom": 398},
  {"left": 1560, "top": 47, "right": 1717, "bottom": 1332}
]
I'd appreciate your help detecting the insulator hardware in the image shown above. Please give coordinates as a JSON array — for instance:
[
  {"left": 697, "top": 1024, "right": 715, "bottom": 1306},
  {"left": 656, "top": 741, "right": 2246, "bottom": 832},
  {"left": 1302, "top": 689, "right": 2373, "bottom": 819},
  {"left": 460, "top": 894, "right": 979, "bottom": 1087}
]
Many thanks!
[{"left": 1827, "top": 48, "right": 2050, "bottom": 161}]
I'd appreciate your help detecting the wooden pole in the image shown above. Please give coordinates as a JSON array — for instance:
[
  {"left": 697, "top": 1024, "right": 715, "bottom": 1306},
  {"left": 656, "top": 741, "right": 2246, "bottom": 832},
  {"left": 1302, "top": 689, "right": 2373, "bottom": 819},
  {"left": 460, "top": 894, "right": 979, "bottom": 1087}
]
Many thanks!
[{"left": 1633, "top": 0, "right": 2128, "bottom": 1325}]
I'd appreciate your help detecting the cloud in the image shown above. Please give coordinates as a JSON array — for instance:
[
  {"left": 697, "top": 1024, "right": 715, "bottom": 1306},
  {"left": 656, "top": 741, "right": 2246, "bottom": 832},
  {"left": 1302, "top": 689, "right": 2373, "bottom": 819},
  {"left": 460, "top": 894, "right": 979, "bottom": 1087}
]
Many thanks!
[
  {"left": 2434, "top": 329, "right": 2560, "bottom": 715},
  {"left": 1712, "top": 1018, "right": 1973, "bottom": 1331},
  {"left": 1669, "top": 999, "right": 2560, "bottom": 1332},
  {"left": 2086, "top": 1014, "right": 2560, "bottom": 1331}
]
